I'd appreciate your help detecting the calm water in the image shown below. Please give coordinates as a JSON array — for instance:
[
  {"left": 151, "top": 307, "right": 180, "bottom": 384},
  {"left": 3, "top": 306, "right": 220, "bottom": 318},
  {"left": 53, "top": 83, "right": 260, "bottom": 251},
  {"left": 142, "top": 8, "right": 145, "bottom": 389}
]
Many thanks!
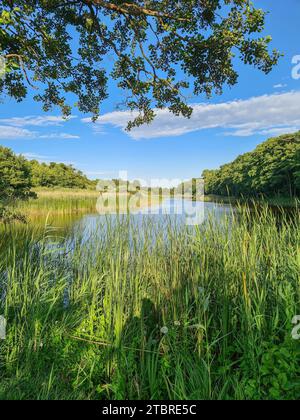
[
  {"left": 20, "top": 199, "right": 232, "bottom": 257},
  {"left": 67, "top": 199, "right": 234, "bottom": 238},
  {"left": 8, "top": 199, "right": 296, "bottom": 246},
  {"left": 1, "top": 198, "right": 295, "bottom": 264},
  {"left": 36, "top": 198, "right": 297, "bottom": 249}
]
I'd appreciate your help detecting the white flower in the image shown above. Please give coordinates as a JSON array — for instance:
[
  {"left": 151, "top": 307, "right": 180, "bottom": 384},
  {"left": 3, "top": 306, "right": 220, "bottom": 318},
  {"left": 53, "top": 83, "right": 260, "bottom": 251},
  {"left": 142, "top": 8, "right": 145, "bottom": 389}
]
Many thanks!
[
  {"left": 160, "top": 326, "right": 169, "bottom": 335},
  {"left": 174, "top": 321, "right": 181, "bottom": 326}
]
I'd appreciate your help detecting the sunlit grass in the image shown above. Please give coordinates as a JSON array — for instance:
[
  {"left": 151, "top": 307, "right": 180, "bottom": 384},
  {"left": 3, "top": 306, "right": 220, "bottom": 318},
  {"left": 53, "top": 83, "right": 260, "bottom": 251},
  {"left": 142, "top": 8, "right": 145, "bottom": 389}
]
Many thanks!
[
  {"left": 16, "top": 188, "right": 162, "bottom": 217},
  {"left": 0, "top": 205, "right": 299, "bottom": 400},
  {"left": 204, "top": 194, "right": 299, "bottom": 208}
]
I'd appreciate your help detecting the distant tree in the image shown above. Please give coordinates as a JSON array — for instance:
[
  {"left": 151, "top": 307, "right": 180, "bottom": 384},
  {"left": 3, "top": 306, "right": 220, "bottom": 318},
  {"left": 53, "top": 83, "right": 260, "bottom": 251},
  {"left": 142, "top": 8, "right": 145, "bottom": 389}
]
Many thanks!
[
  {"left": 202, "top": 132, "right": 300, "bottom": 198},
  {"left": 28, "top": 160, "right": 94, "bottom": 189},
  {"left": 0, "top": 1, "right": 279, "bottom": 128},
  {"left": 0, "top": 146, "right": 33, "bottom": 203},
  {"left": 0, "top": 146, "right": 34, "bottom": 221}
]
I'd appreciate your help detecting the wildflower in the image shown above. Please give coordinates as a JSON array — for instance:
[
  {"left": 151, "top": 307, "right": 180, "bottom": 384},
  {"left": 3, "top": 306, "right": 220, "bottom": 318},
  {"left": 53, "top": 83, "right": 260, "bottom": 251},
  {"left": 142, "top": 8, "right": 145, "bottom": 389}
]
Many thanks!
[
  {"left": 174, "top": 321, "right": 181, "bottom": 326},
  {"left": 40, "top": 342, "right": 44, "bottom": 349},
  {"left": 160, "top": 326, "right": 169, "bottom": 335}
]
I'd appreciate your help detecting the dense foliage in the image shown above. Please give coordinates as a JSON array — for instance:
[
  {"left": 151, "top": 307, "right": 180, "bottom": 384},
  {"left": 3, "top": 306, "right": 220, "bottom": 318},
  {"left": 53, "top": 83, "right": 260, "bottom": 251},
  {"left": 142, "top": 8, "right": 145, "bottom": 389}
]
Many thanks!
[
  {"left": 0, "top": 146, "right": 33, "bottom": 203},
  {"left": 0, "top": 1, "right": 279, "bottom": 128},
  {"left": 28, "top": 160, "right": 96, "bottom": 189},
  {"left": 0, "top": 145, "right": 96, "bottom": 200},
  {"left": 0, "top": 145, "right": 34, "bottom": 221},
  {"left": 202, "top": 132, "right": 300, "bottom": 198}
]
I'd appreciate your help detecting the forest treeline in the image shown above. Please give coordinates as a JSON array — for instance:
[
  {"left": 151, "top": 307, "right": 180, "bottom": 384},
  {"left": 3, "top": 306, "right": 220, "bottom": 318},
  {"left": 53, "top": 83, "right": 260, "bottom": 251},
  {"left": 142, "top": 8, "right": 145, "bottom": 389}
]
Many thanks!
[
  {"left": 0, "top": 146, "right": 96, "bottom": 204},
  {"left": 0, "top": 146, "right": 143, "bottom": 206},
  {"left": 1, "top": 131, "right": 300, "bottom": 210},
  {"left": 202, "top": 132, "right": 300, "bottom": 198},
  {"left": 29, "top": 159, "right": 96, "bottom": 189}
]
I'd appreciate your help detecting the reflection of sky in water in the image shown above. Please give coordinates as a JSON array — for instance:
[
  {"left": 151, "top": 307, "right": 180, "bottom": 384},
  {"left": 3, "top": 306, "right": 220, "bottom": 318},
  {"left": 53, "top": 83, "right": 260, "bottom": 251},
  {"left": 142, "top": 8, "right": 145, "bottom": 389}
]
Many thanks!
[
  {"left": 22, "top": 199, "right": 235, "bottom": 299},
  {"left": 134, "top": 198, "right": 204, "bottom": 215},
  {"left": 69, "top": 199, "right": 235, "bottom": 244}
]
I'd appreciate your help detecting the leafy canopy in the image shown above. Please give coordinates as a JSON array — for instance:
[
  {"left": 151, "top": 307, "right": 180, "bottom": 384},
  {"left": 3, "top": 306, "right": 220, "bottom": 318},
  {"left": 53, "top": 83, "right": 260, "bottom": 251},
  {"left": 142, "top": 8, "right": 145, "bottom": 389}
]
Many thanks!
[{"left": 0, "top": 0, "right": 279, "bottom": 128}]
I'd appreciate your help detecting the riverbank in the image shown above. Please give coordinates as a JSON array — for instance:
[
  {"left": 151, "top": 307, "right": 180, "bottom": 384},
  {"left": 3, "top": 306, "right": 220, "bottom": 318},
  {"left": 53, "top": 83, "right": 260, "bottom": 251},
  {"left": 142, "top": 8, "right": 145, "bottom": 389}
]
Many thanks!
[
  {"left": 6, "top": 189, "right": 298, "bottom": 222},
  {"left": 203, "top": 194, "right": 299, "bottom": 208},
  {"left": 15, "top": 188, "right": 163, "bottom": 217}
]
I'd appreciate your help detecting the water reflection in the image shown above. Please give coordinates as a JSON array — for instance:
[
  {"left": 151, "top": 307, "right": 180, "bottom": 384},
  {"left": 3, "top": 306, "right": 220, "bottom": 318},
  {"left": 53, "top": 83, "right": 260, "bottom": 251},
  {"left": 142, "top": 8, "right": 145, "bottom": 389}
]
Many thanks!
[
  {"left": 71, "top": 199, "right": 234, "bottom": 241},
  {"left": 0, "top": 199, "right": 235, "bottom": 258}
]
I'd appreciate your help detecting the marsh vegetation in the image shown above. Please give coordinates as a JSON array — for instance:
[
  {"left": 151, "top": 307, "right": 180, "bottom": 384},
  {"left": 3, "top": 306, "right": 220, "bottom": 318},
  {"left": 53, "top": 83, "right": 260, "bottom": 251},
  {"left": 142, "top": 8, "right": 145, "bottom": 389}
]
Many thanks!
[{"left": 0, "top": 202, "right": 299, "bottom": 400}]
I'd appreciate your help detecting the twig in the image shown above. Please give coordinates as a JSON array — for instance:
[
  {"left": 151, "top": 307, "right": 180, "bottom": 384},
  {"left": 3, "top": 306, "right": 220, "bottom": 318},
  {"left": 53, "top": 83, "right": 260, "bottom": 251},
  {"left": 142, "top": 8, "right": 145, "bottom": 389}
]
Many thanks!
[{"left": 4, "top": 54, "right": 38, "bottom": 89}]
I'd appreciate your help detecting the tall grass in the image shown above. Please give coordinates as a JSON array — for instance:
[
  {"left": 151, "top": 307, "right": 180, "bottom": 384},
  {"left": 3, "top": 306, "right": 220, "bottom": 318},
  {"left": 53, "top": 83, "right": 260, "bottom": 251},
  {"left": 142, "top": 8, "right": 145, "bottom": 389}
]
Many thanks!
[
  {"left": 0, "top": 206, "right": 299, "bottom": 400},
  {"left": 17, "top": 189, "right": 160, "bottom": 217},
  {"left": 16, "top": 189, "right": 100, "bottom": 216}
]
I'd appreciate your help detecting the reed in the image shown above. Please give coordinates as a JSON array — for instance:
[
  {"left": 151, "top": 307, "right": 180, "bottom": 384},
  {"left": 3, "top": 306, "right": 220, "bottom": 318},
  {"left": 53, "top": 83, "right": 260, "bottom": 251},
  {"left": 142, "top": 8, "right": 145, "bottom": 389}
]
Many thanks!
[
  {"left": 16, "top": 189, "right": 160, "bottom": 217},
  {"left": 0, "top": 205, "right": 299, "bottom": 400}
]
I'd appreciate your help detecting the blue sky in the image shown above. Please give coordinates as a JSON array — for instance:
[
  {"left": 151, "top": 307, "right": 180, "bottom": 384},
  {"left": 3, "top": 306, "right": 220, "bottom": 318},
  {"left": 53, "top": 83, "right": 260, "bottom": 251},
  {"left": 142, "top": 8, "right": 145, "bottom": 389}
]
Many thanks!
[{"left": 0, "top": 0, "right": 300, "bottom": 186}]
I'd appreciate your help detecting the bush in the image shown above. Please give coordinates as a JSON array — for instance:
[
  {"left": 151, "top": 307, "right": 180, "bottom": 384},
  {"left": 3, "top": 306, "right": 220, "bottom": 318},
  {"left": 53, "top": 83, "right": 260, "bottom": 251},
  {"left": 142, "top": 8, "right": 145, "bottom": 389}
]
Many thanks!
[{"left": 0, "top": 146, "right": 34, "bottom": 203}]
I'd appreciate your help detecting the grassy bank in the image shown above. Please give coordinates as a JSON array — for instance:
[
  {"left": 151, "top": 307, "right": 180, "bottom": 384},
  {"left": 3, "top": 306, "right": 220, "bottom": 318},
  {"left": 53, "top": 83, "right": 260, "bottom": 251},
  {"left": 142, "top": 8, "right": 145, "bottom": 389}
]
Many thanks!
[
  {"left": 16, "top": 188, "right": 101, "bottom": 216},
  {"left": 16, "top": 188, "right": 161, "bottom": 217},
  {"left": 204, "top": 194, "right": 299, "bottom": 208},
  {"left": 0, "top": 205, "right": 299, "bottom": 400}
]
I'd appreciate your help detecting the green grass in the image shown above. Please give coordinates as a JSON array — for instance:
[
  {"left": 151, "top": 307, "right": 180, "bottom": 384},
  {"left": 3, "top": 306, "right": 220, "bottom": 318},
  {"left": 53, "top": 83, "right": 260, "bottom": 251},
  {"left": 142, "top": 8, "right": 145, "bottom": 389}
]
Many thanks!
[
  {"left": 204, "top": 194, "right": 299, "bottom": 208},
  {"left": 14, "top": 189, "right": 160, "bottom": 218},
  {"left": 0, "top": 205, "right": 300, "bottom": 400},
  {"left": 15, "top": 189, "right": 101, "bottom": 216}
]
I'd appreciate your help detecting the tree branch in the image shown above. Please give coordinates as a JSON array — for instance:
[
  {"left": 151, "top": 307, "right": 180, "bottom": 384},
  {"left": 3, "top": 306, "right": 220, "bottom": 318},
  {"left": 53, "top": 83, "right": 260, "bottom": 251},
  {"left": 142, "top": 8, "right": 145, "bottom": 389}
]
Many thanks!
[
  {"left": 4, "top": 54, "right": 38, "bottom": 89},
  {"left": 87, "top": 0, "right": 189, "bottom": 21}
]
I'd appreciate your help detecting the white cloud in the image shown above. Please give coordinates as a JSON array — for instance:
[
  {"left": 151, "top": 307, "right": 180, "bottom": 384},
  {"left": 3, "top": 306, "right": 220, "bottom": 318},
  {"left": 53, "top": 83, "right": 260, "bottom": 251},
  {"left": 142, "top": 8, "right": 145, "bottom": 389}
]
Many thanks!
[
  {"left": 0, "top": 115, "right": 76, "bottom": 127},
  {"left": 39, "top": 133, "right": 80, "bottom": 139},
  {"left": 225, "top": 126, "right": 300, "bottom": 137},
  {"left": 22, "top": 152, "right": 77, "bottom": 165},
  {"left": 273, "top": 83, "right": 288, "bottom": 89},
  {"left": 0, "top": 115, "right": 79, "bottom": 140},
  {"left": 22, "top": 153, "right": 54, "bottom": 162},
  {"left": 258, "top": 127, "right": 299, "bottom": 136},
  {"left": 0, "top": 125, "right": 35, "bottom": 139},
  {"left": 82, "top": 91, "right": 300, "bottom": 140},
  {"left": 0, "top": 126, "right": 79, "bottom": 140}
]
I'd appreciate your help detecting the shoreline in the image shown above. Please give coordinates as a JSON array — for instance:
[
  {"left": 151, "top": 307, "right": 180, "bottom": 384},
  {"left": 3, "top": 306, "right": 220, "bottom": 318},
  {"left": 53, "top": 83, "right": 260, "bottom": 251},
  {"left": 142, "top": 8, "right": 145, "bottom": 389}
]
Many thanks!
[{"left": 3, "top": 189, "right": 298, "bottom": 221}]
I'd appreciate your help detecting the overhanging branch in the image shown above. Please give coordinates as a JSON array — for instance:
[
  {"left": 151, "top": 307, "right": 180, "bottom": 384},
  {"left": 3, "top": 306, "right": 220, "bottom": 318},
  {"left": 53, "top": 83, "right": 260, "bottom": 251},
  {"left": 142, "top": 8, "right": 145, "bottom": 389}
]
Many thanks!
[{"left": 87, "top": 0, "right": 189, "bottom": 21}]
